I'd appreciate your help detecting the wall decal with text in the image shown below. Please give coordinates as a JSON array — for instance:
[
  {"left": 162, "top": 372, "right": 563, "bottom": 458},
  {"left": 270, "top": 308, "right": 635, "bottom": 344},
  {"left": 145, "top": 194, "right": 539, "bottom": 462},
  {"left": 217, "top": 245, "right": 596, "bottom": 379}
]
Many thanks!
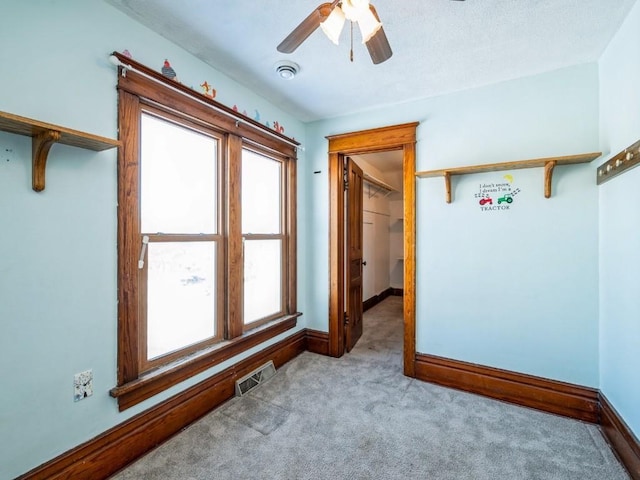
[{"left": 475, "top": 174, "right": 521, "bottom": 212}]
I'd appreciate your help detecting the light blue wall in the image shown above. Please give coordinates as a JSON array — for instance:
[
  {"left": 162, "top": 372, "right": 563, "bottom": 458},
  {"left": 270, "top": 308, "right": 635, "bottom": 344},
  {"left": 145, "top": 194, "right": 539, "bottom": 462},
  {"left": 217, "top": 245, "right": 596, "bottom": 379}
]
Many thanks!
[
  {"left": 0, "top": 1, "right": 306, "bottom": 478},
  {"left": 598, "top": 0, "right": 640, "bottom": 439},
  {"left": 2, "top": 0, "right": 638, "bottom": 477},
  {"left": 306, "top": 63, "right": 601, "bottom": 386}
]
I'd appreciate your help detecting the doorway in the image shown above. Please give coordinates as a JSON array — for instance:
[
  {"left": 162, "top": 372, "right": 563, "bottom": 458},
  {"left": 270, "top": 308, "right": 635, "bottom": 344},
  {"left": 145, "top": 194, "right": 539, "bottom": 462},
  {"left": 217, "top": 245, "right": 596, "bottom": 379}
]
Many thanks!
[
  {"left": 351, "top": 150, "right": 404, "bottom": 307},
  {"left": 326, "top": 122, "right": 418, "bottom": 377}
]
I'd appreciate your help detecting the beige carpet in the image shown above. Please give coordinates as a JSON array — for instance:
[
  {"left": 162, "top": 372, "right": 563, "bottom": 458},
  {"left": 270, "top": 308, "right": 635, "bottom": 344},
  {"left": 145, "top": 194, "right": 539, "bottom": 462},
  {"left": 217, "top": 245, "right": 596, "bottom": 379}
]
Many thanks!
[{"left": 111, "top": 296, "right": 629, "bottom": 479}]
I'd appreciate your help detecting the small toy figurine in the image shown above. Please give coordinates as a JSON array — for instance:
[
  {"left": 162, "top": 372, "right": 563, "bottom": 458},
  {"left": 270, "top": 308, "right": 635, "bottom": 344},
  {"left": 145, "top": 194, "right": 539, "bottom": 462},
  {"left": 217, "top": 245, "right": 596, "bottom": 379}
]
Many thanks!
[
  {"left": 200, "top": 81, "right": 216, "bottom": 99},
  {"left": 161, "top": 59, "right": 177, "bottom": 80},
  {"left": 254, "top": 110, "right": 261, "bottom": 122},
  {"left": 122, "top": 49, "right": 132, "bottom": 58},
  {"left": 273, "top": 121, "right": 285, "bottom": 134}
]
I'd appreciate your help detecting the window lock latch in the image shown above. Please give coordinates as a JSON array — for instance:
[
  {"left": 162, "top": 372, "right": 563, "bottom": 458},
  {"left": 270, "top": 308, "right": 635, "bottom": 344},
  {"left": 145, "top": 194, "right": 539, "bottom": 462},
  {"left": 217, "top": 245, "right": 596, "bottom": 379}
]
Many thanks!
[{"left": 138, "top": 235, "right": 150, "bottom": 269}]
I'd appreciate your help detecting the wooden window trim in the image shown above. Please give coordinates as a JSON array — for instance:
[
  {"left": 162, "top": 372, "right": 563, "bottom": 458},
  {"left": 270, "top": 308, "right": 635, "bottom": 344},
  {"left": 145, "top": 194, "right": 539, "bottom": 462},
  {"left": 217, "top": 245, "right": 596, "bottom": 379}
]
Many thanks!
[
  {"left": 110, "top": 313, "right": 301, "bottom": 411},
  {"left": 112, "top": 57, "right": 299, "bottom": 411},
  {"left": 112, "top": 52, "right": 298, "bottom": 159}
]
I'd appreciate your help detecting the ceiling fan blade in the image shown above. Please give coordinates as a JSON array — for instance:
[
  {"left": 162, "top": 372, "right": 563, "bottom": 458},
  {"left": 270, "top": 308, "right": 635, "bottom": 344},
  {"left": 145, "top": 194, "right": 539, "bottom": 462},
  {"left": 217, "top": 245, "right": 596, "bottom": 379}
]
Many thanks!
[
  {"left": 366, "top": 5, "right": 392, "bottom": 64},
  {"left": 366, "top": 27, "right": 392, "bottom": 64},
  {"left": 277, "top": 2, "right": 338, "bottom": 54}
]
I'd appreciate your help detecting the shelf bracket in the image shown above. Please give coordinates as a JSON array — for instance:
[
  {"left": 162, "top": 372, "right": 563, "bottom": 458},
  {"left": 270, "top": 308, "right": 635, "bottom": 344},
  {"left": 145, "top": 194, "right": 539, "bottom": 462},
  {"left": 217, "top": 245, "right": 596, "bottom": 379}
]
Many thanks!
[
  {"left": 443, "top": 171, "right": 452, "bottom": 203},
  {"left": 544, "top": 160, "right": 556, "bottom": 199},
  {"left": 32, "top": 130, "right": 62, "bottom": 192},
  {"left": 366, "top": 183, "right": 385, "bottom": 199}
]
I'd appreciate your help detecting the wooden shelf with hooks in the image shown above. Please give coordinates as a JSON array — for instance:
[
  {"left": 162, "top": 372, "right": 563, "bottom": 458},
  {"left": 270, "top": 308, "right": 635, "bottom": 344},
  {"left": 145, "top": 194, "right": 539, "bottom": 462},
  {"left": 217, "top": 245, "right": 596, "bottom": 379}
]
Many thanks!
[
  {"left": 0, "top": 110, "right": 120, "bottom": 192},
  {"left": 596, "top": 138, "right": 640, "bottom": 185},
  {"left": 415, "top": 152, "right": 601, "bottom": 203}
]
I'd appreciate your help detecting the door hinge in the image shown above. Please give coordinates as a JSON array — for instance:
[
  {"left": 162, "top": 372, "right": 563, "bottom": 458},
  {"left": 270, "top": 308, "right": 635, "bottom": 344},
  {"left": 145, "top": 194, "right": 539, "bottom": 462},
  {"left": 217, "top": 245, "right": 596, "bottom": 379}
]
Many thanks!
[
  {"left": 343, "top": 164, "right": 349, "bottom": 191},
  {"left": 344, "top": 312, "right": 349, "bottom": 325}
]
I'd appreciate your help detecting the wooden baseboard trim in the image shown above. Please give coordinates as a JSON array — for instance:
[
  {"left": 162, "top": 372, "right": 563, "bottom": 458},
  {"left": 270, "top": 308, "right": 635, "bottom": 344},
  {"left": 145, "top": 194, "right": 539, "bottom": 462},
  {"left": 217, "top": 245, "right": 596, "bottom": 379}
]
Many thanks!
[
  {"left": 390, "top": 287, "right": 403, "bottom": 296},
  {"left": 414, "top": 353, "right": 599, "bottom": 423},
  {"left": 17, "top": 334, "right": 639, "bottom": 480},
  {"left": 18, "top": 330, "right": 306, "bottom": 480},
  {"left": 305, "top": 328, "right": 330, "bottom": 356},
  {"left": 600, "top": 393, "right": 640, "bottom": 480},
  {"left": 363, "top": 287, "right": 393, "bottom": 312}
]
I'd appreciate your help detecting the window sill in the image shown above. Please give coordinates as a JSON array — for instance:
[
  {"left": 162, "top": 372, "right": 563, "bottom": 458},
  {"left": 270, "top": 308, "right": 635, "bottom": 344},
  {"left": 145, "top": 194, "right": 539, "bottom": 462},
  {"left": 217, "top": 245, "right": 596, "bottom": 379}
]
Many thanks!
[{"left": 110, "top": 313, "right": 301, "bottom": 411}]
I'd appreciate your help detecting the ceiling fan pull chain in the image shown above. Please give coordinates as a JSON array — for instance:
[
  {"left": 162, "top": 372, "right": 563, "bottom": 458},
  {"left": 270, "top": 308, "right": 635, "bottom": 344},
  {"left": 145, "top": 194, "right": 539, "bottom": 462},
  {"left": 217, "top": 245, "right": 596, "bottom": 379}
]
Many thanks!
[{"left": 350, "top": 21, "right": 354, "bottom": 62}]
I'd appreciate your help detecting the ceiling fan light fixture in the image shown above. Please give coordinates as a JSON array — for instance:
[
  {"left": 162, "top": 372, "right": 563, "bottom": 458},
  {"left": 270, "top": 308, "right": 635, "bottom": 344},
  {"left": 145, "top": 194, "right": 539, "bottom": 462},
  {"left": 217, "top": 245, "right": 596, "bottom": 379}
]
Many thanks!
[
  {"left": 320, "top": 5, "right": 346, "bottom": 45},
  {"left": 276, "top": 0, "right": 392, "bottom": 65},
  {"left": 357, "top": 7, "right": 382, "bottom": 43},
  {"left": 341, "top": 0, "right": 370, "bottom": 22}
]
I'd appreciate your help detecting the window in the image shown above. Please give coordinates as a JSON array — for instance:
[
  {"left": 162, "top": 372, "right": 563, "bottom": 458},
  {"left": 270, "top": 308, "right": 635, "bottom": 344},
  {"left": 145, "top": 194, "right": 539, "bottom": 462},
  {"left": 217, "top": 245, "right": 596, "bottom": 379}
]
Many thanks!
[
  {"left": 139, "top": 111, "right": 223, "bottom": 372},
  {"left": 242, "top": 148, "right": 285, "bottom": 327},
  {"left": 111, "top": 62, "right": 298, "bottom": 410}
]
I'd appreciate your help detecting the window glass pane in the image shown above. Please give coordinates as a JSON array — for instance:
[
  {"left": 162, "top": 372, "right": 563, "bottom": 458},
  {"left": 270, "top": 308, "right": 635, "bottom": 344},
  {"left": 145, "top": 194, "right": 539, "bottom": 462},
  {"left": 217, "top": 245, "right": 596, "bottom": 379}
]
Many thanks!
[
  {"left": 243, "top": 239, "right": 282, "bottom": 324},
  {"left": 242, "top": 149, "right": 281, "bottom": 234},
  {"left": 141, "top": 114, "right": 217, "bottom": 234},
  {"left": 147, "top": 241, "right": 216, "bottom": 360}
]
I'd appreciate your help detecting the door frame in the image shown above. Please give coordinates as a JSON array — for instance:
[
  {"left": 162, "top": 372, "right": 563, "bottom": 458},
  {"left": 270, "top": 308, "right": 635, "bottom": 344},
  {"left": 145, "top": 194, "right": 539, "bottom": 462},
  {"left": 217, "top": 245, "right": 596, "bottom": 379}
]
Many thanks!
[{"left": 327, "top": 122, "right": 419, "bottom": 376}]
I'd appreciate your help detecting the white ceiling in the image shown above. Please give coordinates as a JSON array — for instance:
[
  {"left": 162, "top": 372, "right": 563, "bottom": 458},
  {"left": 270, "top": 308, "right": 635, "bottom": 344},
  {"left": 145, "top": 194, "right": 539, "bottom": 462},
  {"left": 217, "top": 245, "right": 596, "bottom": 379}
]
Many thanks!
[
  {"left": 105, "top": 0, "right": 635, "bottom": 123},
  {"left": 352, "top": 151, "right": 403, "bottom": 173}
]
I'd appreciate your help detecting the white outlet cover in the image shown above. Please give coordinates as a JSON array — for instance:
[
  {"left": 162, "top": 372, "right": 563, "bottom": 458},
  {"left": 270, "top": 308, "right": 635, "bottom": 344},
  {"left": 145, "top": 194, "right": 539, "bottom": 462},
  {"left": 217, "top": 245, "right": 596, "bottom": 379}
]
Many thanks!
[{"left": 74, "top": 369, "right": 93, "bottom": 402}]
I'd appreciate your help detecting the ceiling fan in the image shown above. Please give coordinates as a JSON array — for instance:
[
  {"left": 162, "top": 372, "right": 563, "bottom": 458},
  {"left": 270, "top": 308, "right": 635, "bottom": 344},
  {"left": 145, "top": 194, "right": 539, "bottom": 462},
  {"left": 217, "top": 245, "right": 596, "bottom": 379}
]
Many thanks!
[{"left": 277, "top": 0, "right": 466, "bottom": 65}]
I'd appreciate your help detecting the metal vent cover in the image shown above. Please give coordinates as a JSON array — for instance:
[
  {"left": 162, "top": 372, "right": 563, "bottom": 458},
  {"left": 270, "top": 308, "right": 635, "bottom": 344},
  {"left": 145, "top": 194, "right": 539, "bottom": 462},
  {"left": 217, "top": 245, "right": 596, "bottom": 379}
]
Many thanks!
[
  {"left": 235, "top": 361, "right": 276, "bottom": 397},
  {"left": 274, "top": 61, "right": 299, "bottom": 80}
]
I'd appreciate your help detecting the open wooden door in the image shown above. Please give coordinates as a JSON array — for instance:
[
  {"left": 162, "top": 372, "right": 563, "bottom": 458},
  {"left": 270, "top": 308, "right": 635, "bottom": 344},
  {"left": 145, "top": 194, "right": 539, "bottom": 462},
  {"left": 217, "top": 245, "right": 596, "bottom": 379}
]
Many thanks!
[{"left": 345, "top": 157, "right": 364, "bottom": 352}]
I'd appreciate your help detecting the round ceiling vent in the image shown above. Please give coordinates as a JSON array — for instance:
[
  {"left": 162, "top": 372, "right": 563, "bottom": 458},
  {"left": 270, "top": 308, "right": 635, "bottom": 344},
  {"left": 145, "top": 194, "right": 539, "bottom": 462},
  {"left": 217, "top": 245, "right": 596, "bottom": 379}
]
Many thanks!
[{"left": 274, "top": 61, "right": 300, "bottom": 80}]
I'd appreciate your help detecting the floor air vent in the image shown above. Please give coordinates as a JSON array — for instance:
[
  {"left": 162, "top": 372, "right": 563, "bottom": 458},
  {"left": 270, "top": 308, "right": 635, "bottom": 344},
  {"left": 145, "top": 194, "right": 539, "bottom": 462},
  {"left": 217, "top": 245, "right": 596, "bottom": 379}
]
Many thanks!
[{"left": 235, "top": 361, "right": 276, "bottom": 397}]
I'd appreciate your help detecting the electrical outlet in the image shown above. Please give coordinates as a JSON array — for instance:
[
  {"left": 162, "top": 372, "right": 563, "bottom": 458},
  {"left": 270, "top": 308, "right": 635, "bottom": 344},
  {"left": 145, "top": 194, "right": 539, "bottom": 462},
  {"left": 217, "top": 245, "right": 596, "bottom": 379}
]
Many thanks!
[{"left": 74, "top": 370, "right": 93, "bottom": 402}]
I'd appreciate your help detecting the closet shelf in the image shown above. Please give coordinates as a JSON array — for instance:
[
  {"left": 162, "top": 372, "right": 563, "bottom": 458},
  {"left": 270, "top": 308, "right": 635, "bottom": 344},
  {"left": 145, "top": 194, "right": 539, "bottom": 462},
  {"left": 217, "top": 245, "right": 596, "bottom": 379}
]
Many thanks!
[
  {"left": 363, "top": 172, "right": 398, "bottom": 198},
  {"left": 415, "top": 152, "right": 601, "bottom": 203},
  {"left": 0, "top": 110, "right": 120, "bottom": 192}
]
